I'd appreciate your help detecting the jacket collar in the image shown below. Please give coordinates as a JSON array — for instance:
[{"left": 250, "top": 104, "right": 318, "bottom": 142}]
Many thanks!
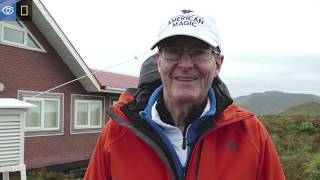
[{"left": 143, "top": 85, "right": 217, "bottom": 123}]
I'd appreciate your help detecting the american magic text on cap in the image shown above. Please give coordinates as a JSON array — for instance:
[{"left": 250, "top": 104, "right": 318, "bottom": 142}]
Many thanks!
[
  {"left": 150, "top": 9, "right": 221, "bottom": 49},
  {"left": 168, "top": 14, "right": 204, "bottom": 27}
]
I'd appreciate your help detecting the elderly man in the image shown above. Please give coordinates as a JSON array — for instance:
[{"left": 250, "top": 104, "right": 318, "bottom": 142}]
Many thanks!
[{"left": 85, "top": 10, "right": 286, "bottom": 180}]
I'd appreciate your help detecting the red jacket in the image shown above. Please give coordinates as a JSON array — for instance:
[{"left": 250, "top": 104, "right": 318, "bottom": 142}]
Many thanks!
[{"left": 85, "top": 89, "right": 286, "bottom": 180}]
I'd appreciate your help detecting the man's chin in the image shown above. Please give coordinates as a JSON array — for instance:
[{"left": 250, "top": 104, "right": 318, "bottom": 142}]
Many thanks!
[{"left": 172, "top": 93, "right": 199, "bottom": 103}]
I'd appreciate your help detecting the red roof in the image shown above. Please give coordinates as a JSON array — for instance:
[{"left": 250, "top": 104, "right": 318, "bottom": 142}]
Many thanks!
[{"left": 92, "top": 70, "right": 139, "bottom": 89}]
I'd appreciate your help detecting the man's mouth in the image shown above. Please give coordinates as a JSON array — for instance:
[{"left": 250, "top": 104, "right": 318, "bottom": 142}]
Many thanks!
[{"left": 175, "top": 76, "right": 198, "bottom": 81}]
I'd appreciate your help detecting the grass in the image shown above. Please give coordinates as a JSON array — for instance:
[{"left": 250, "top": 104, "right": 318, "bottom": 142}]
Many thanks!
[
  {"left": 260, "top": 115, "right": 320, "bottom": 180},
  {"left": 7, "top": 169, "right": 84, "bottom": 180}
]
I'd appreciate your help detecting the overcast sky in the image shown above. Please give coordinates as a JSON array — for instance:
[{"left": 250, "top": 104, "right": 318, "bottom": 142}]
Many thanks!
[{"left": 40, "top": 0, "right": 320, "bottom": 97}]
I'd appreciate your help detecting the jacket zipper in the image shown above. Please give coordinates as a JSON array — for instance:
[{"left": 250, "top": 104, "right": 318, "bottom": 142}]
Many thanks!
[
  {"left": 182, "top": 125, "right": 189, "bottom": 149},
  {"left": 185, "top": 124, "right": 229, "bottom": 179}
]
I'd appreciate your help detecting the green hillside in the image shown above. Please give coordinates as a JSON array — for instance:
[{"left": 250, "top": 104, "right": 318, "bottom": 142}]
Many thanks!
[
  {"left": 280, "top": 102, "right": 320, "bottom": 116},
  {"left": 234, "top": 91, "right": 320, "bottom": 115}
]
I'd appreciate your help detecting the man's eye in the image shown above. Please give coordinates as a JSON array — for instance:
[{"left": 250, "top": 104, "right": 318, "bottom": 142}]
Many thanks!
[
  {"left": 166, "top": 48, "right": 181, "bottom": 54},
  {"left": 192, "top": 49, "right": 207, "bottom": 55}
]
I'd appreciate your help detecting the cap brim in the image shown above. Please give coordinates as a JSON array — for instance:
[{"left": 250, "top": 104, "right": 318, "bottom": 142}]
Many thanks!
[{"left": 150, "top": 29, "right": 220, "bottom": 50}]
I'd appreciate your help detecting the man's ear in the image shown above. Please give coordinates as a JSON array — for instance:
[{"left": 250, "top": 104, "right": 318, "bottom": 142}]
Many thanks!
[{"left": 214, "top": 54, "right": 224, "bottom": 76}]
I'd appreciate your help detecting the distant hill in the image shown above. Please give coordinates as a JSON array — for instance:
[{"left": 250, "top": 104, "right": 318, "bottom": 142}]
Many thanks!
[
  {"left": 234, "top": 91, "right": 320, "bottom": 115},
  {"left": 280, "top": 102, "right": 320, "bottom": 116}
]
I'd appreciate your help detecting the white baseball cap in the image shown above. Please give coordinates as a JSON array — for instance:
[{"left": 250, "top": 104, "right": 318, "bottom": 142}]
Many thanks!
[{"left": 150, "top": 9, "right": 222, "bottom": 50}]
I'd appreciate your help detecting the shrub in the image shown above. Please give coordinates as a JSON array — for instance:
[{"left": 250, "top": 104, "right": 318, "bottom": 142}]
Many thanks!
[{"left": 299, "top": 121, "right": 315, "bottom": 132}]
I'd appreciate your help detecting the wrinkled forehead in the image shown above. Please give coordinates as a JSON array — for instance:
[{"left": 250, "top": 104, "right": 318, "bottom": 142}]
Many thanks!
[{"left": 158, "top": 35, "right": 211, "bottom": 48}]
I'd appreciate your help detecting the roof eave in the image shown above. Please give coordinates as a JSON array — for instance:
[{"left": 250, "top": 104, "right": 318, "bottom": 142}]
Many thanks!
[
  {"left": 32, "top": 0, "right": 101, "bottom": 92},
  {"left": 100, "top": 87, "right": 126, "bottom": 94}
]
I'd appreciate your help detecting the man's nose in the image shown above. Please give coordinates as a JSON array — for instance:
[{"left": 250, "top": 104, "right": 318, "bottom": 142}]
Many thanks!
[{"left": 177, "top": 51, "right": 194, "bottom": 68}]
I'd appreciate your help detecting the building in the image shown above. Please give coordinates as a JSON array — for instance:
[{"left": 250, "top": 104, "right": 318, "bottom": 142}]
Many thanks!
[{"left": 0, "top": 0, "right": 138, "bottom": 170}]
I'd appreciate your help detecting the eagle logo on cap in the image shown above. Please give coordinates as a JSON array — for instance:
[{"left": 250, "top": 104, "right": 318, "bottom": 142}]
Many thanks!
[{"left": 181, "top": 9, "right": 193, "bottom": 14}]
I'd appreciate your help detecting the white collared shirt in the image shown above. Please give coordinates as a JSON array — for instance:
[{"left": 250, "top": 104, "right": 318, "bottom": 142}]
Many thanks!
[{"left": 150, "top": 98, "right": 210, "bottom": 166}]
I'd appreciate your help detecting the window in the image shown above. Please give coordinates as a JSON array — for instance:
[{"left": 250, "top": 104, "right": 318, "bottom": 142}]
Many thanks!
[
  {"left": 71, "top": 95, "right": 105, "bottom": 134},
  {"left": 27, "top": 34, "right": 40, "bottom": 49},
  {"left": 24, "top": 97, "right": 60, "bottom": 131},
  {"left": 18, "top": 90, "right": 63, "bottom": 136},
  {"left": 110, "top": 96, "right": 119, "bottom": 106},
  {"left": 75, "top": 100, "right": 102, "bottom": 129},
  {"left": 3, "top": 27, "right": 24, "bottom": 44},
  {"left": 0, "top": 21, "right": 45, "bottom": 51}
]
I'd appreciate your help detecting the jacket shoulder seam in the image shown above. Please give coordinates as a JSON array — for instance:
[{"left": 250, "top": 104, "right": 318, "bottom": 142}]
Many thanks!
[{"left": 105, "top": 120, "right": 130, "bottom": 151}]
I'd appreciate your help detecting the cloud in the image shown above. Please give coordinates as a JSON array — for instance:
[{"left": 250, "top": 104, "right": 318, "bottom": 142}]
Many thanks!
[
  {"left": 41, "top": 0, "right": 320, "bottom": 96},
  {"left": 220, "top": 51, "right": 320, "bottom": 97}
]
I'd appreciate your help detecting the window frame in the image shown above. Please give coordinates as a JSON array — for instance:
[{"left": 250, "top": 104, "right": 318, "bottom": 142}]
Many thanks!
[
  {"left": 2, "top": 24, "right": 25, "bottom": 46},
  {"left": 74, "top": 99, "right": 102, "bottom": 129},
  {"left": 110, "top": 96, "right": 119, "bottom": 106},
  {"left": 0, "top": 21, "right": 46, "bottom": 52},
  {"left": 23, "top": 97, "right": 60, "bottom": 131},
  {"left": 17, "top": 90, "right": 64, "bottom": 137},
  {"left": 71, "top": 94, "right": 105, "bottom": 134}
]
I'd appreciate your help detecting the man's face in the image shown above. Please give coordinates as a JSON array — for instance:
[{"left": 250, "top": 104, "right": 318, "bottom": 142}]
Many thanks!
[{"left": 157, "top": 36, "right": 223, "bottom": 104}]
